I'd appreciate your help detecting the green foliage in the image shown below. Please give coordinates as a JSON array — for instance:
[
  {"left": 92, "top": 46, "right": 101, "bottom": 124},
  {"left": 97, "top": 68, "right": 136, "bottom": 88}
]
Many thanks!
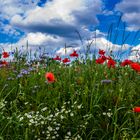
[{"left": 0, "top": 56, "right": 140, "bottom": 140}]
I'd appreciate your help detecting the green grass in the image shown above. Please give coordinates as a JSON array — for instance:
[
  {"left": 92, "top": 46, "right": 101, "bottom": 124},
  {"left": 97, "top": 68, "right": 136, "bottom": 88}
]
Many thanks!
[{"left": 0, "top": 56, "right": 140, "bottom": 140}]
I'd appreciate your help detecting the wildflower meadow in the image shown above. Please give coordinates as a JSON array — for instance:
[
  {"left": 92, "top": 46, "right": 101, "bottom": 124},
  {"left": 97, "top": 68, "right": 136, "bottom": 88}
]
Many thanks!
[{"left": 0, "top": 43, "right": 140, "bottom": 140}]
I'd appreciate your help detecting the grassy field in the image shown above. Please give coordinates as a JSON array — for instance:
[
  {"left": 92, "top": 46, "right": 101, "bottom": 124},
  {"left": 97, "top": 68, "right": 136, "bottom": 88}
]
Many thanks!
[{"left": 0, "top": 49, "right": 140, "bottom": 140}]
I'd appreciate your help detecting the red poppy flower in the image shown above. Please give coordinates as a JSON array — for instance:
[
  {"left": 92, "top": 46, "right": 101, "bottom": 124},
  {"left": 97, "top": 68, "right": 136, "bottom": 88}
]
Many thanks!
[
  {"left": 70, "top": 51, "right": 78, "bottom": 57},
  {"left": 121, "top": 59, "right": 132, "bottom": 67},
  {"left": 0, "top": 60, "right": 8, "bottom": 65},
  {"left": 96, "top": 57, "right": 105, "bottom": 64},
  {"left": 101, "top": 55, "right": 107, "bottom": 60},
  {"left": 45, "top": 72, "right": 56, "bottom": 83},
  {"left": 62, "top": 58, "right": 70, "bottom": 63},
  {"left": 107, "top": 59, "right": 116, "bottom": 68},
  {"left": 130, "top": 62, "right": 140, "bottom": 72},
  {"left": 2, "top": 52, "right": 9, "bottom": 58},
  {"left": 99, "top": 49, "right": 105, "bottom": 55},
  {"left": 107, "top": 56, "right": 113, "bottom": 60},
  {"left": 53, "top": 56, "right": 61, "bottom": 61},
  {"left": 133, "top": 107, "right": 140, "bottom": 113}
]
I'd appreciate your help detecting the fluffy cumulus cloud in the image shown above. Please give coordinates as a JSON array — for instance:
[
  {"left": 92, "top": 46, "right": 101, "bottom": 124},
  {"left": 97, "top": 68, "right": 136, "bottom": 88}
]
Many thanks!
[
  {"left": 129, "top": 44, "right": 140, "bottom": 61},
  {"left": 0, "top": 0, "right": 106, "bottom": 55},
  {"left": 0, "top": 23, "right": 20, "bottom": 36},
  {"left": 0, "top": 32, "right": 65, "bottom": 53},
  {"left": 55, "top": 35, "right": 131, "bottom": 58},
  {"left": 115, "top": 0, "right": 140, "bottom": 31},
  {"left": 56, "top": 47, "right": 80, "bottom": 56},
  {"left": 11, "top": 0, "right": 103, "bottom": 38},
  {"left": 0, "top": 0, "right": 39, "bottom": 19},
  {"left": 0, "top": 29, "right": 131, "bottom": 60},
  {"left": 18, "top": 32, "right": 63, "bottom": 46},
  {"left": 0, "top": 0, "right": 39, "bottom": 36}
]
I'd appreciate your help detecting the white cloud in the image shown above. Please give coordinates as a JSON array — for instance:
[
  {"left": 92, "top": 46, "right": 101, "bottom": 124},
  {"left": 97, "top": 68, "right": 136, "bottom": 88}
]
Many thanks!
[
  {"left": 55, "top": 47, "right": 80, "bottom": 56},
  {"left": 0, "top": 0, "right": 39, "bottom": 19},
  {"left": 10, "top": 0, "right": 102, "bottom": 38},
  {"left": 0, "top": 29, "right": 132, "bottom": 61},
  {"left": 55, "top": 36, "right": 131, "bottom": 58},
  {"left": 0, "top": 32, "right": 65, "bottom": 54},
  {"left": 0, "top": 0, "right": 105, "bottom": 56},
  {"left": 12, "top": 0, "right": 99, "bottom": 24},
  {"left": 18, "top": 32, "right": 61, "bottom": 46},
  {"left": 129, "top": 44, "right": 140, "bottom": 61},
  {"left": 1, "top": 24, "right": 20, "bottom": 36},
  {"left": 0, "top": 20, "right": 20, "bottom": 36},
  {"left": 115, "top": 0, "right": 140, "bottom": 31},
  {"left": 0, "top": 0, "right": 40, "bottom": 36}
]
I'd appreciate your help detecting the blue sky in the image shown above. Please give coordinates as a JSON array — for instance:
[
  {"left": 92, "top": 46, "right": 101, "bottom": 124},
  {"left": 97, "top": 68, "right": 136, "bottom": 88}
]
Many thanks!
[{"left": 0, "top": 0, "right": 140, "bottom": 60}]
